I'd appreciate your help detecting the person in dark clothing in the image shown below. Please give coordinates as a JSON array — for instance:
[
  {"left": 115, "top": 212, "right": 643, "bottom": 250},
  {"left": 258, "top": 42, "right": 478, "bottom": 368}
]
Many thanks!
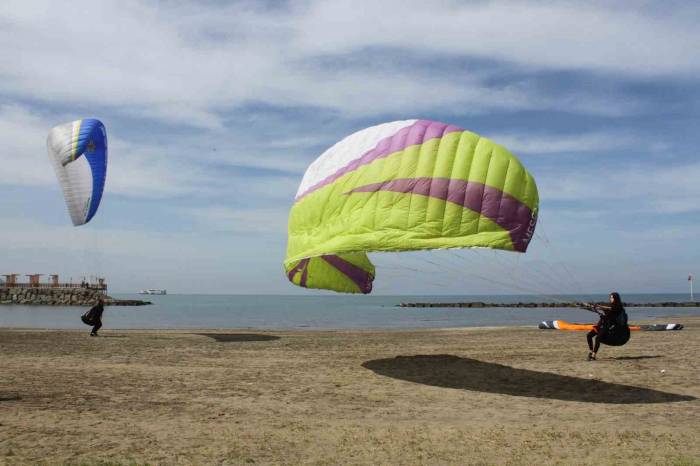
[
  {"left": 582, "top": 292, "right": 629, "bottom": 360},
  {"left": 81, "top": 297, "right": 105, "bottom": 336}
]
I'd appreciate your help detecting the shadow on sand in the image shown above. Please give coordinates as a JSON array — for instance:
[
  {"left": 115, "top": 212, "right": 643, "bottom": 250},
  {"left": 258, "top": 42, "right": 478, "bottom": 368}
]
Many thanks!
[
  {"left": 362, "top": 355, "right": 695, "bottom": 404},
  {"left": 193, "top": 333, "right": 280, "bottom": 343}
]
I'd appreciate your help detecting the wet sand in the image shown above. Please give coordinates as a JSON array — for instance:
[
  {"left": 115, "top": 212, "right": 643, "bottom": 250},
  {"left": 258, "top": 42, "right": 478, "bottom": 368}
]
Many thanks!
[{"left": 1, "top": 318, "right": 699, "bottom": 465}]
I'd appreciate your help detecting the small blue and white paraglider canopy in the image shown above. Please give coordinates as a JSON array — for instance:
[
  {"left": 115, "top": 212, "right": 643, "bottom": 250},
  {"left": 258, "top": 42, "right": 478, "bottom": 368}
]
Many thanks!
[{"left": 47, "top": 119, "right": 107, "bottom": 226}]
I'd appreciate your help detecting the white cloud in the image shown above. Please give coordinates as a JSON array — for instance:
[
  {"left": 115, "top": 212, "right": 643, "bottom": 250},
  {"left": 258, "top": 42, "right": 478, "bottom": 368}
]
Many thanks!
[
  {"left": 296, "top": 1, "right": 700, "bottom": 76},
  {"left": 3, "top": 0, "right": 694, "bottom": 127},
  {"left": 537, "top": 161, "right": 700, "bottom": 213},
  {"left": 179, "top": 206, "right": 290, "bottom": 234},
  {"left": 620, "top": 223, "right": 700, "bottom": 242},
  {"left": 648, "top": 199, "right": 700, "bottom": 214},
  {"left": 0, "top": 217, "right": 194, "bottom": 257},
  {"left": 106, "top": 137, "right": 218, "bottom": 199},
  {"left": 0, "top": 104, "right": 55, "bottom": 187},
  {"left": 491, "top": 131, "right": 639, "bottom": 155}
]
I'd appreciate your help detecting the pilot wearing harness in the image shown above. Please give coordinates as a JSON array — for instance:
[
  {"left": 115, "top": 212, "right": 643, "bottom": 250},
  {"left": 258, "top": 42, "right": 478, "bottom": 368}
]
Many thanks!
[{"left": 581, "top": 292, "right": 630, "bottom": 360}]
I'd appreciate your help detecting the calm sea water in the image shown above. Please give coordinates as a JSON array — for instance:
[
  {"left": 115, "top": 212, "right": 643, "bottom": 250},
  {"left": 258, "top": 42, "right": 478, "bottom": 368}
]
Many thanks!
[{"left": 0, "top": 293, "right": 698, "bottom": 330}]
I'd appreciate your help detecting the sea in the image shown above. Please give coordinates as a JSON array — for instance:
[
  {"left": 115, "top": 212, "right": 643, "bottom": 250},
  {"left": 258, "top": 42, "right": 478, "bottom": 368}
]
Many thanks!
[{"left": 0, "top": 293, "right": 698, "bottom": 330}]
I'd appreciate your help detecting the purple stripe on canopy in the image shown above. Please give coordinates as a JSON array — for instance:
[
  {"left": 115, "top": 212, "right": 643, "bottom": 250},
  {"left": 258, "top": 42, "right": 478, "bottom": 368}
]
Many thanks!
[
  {"left": 346, "top": 178, "right": 536, "bottom": 252},
  {"left": 321, "top": 255, "right": 374, "bottom": 294},
  {"left": 286, "top": 263, "right": 300, "bottom": 282},
  {"left": 300, "top": 258, "right": 309, "bottom": 287},
  {"left": 287, "top": 258, "right": 310, "bottom": 286},
  {"left": 296, "top": 120, "right": 462, "bottom": 201}
]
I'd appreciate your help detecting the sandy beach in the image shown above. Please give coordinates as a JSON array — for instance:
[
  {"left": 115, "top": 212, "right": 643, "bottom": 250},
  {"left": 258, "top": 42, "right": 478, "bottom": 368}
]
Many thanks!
[{"left": 1, "top": 318, "right": 699, "bottom": 465}]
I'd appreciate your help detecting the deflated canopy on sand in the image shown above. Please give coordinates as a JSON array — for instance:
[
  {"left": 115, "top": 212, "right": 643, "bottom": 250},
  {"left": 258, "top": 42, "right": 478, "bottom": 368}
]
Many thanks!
[
  {"left": 285, "top": 119, "right": 539, "bottom": 294},
  {"left": 539, "top": 320, "right": 684, "bottom": 332},
  {"left": 47, "top": 119, "right": 108, "bottom": 226}
]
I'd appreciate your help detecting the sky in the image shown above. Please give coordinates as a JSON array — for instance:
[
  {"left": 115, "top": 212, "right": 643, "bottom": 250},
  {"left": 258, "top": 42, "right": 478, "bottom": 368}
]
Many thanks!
[{"left": 0, "top": 0, "right": 698, "bottom": 295}]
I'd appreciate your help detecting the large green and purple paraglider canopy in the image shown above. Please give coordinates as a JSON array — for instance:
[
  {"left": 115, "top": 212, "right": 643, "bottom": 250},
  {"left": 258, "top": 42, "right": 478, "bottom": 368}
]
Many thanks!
[{"left": 285, "top": 119, "right": 539, "bottom": 294}]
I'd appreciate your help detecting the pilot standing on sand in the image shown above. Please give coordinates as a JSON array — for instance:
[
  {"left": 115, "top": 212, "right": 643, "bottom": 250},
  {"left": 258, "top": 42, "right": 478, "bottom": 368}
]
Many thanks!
[{"left": 81, "top": 297, "right": 105, "bottom": 336}]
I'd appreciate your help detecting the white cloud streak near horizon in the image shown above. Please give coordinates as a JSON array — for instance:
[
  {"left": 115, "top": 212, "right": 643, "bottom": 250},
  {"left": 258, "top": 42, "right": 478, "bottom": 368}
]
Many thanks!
[
  {"left": 538, "top": 162, "right": 700, "bottom": 211},
  {"left": 491, "top": 132, "right": 641, "bottom": 155}
]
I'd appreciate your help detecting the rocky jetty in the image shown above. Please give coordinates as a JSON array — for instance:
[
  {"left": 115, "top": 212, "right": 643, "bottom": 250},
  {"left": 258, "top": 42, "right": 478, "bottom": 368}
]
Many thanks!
[
  {"left": 398, "top": 301, "right": 700, "bottom": 308},
  {"left": 0, "top": 287, "right": 151, "bottom": 306},
  {"left": 106, "top": 299, "right": 151, "bottom": 306}
]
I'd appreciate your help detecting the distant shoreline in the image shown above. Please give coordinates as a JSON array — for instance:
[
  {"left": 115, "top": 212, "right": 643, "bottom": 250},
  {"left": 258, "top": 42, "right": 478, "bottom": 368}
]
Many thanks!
[
  {"left": 0, "top": 314, "right": 692, "bottom": 333},
  {"left": 2, "top": 295, "right": 698, "bottom": 331}
]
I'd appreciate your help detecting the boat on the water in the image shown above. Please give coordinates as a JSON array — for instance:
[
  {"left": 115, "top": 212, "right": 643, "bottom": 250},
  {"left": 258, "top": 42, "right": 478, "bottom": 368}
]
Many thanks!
[{"left": 139, "top": 289, "right": 167, "bottom": 295}]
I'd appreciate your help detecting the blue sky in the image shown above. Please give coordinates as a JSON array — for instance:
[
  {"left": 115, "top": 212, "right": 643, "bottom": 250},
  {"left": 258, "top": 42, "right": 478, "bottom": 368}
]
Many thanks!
[{"left": 1, "top": 0, "right": 698, "bottom": 295}]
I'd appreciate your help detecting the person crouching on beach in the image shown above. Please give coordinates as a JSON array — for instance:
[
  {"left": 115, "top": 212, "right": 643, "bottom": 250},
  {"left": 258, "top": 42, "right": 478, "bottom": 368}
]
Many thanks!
[
  {"left": 583, "top": 292, "right": 629, "bottom": 360},
  {"left": 81, "top": 297, "right": 105, "bottom": 336}
]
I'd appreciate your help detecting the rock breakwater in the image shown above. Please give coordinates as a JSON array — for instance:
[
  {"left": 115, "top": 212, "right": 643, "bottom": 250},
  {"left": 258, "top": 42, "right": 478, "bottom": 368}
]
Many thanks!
[
  {"left": 398, "top": 301, "right": 700, "bottom": 308},
  {"left": 0, "top": 287, "right": 150, "bottom": 306}
]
